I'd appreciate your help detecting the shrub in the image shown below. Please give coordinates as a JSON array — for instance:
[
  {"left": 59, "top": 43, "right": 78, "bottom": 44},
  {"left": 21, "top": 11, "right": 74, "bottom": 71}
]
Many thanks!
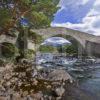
[
  {"left": 24, "top": 49, "right": 35, "bottom": 59},
  {"left": 1, "top": 42, "right": 18, "bottom": 58}
]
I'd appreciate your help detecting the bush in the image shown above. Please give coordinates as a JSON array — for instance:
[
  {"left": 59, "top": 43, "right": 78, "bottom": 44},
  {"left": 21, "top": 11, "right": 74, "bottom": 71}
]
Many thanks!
[
  {"left": 0, "top": 59, "right": 6, "bottom": 67},
  {"left": 24, "top": 49, "right": 35, "bottom": 59},
  {"left": 39, "top": 45, "right": 57, "bottom": 53},
  {"left": 1, "top": 42, "right": 18, "bottom": 58},
  {"left": 28, "top": 31, "right": 43, "bottom": 44}
]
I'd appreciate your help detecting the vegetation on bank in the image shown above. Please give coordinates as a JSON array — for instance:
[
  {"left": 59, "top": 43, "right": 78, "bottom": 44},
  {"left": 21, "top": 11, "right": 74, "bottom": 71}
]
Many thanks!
[
  {"left": 1, "top": 42, "right": 18, "bottom": 58},
  {"left": 39, "top": 44, "right": 78, "bottom": 56},
  {"left": 28, "top": 31, "right": 43, "bottom": 44},
  {"left": 39, "top": 45, "right": 58, "bottom": 53},
  {"left": 57, "top": 44, "right": 78, "bottom": 56}
]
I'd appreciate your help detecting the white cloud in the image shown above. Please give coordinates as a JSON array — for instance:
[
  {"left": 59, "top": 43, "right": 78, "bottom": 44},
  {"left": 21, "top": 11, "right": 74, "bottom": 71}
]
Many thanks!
[
  {"left": 52, "top": 0, "right": 100, "bottom": 36},
  {"left": 58, "top": 0, "right": 90, "bottom": 7},
  {"left": 41, "top": 37, "right": 71, "bottom": 46}
]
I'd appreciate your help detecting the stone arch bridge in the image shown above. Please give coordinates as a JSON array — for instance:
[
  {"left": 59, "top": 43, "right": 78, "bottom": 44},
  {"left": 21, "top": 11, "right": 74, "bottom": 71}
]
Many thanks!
[
  {"left": 0, "top": 27, "right": 100, "bottom": 58},
  {"left": 32, "top": 27, "right": 100, "bottom": 58}
]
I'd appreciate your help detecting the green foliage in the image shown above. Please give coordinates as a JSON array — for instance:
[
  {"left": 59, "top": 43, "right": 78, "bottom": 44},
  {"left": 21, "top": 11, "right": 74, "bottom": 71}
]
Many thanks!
[
  {"left": 57, "top": 46, "right": 65, "bottom": 53},
  {"left": 0, "top": 8, "right": 12, "bottom": 28},
  {"left": 21, "top": 0, "right": 32, "bottom": 5},
  {"left": 28, "top": 11, "right": 51, "bottom": 28},
  {"left": 28, "top": 31, "right": 43, "bottom": 44},
  {"left": 25, "top": 0, "right": 58, "bottom": 28},
  {"left": 0, "top": 0, "right": 59, "bottom": 30},
  {"left": 39, "top": 45, "right": 57, "bottom": 53},
  {"left": 66, "top": 45, "right": 78, "bottom": 55},
  {"left": 24, "top": 49, "right": 35, "bottom": 59},
  {"left": 7, "top": 29, "right": 18, "bottom": 37},
  {"left": 1, "top": 42, "right": 18, "bottom": 58},
  {"left": 0, "top": 0, "right": 59, "bottom": 59},
  {"left": 57, "top": 44, "right": 78, "bottom": 56}
]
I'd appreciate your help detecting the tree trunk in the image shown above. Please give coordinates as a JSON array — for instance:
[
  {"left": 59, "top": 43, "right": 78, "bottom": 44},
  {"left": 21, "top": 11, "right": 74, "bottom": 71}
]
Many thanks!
[{"left": 16, "top": 26, "right": 28, "bottom": 59}]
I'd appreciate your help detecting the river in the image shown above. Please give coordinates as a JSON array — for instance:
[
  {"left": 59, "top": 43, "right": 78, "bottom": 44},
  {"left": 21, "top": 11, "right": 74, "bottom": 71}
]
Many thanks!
[
  {"left": 62, "top": 64, "right": 100, "bottom": 100},
  {"left": 79, "top": 67, "right": 100, "bottom": 99},
  {"left": 37, "top": 54, "right": 100, "bottom": 99}
]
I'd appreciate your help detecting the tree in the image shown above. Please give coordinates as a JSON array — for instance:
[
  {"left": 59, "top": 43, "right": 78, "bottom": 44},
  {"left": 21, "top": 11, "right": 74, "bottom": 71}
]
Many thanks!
[
  {"left": 0, "top": 0, "right": 58, "bottom": 33},
  {"left": 66, "top": 45, "right": 78, "bottom": 55},
  {"left": 39, "top": 45, "right": 57, "bottom": 53},
  {"left": 0, "top": 0, "right": 60, "bottom": 94},
  {"left": 0, "top": 0, "right": 62, "bottom": 92},
  {"left": 57, "top": 44, "right": 78, "bottom": 56},
  {"left": 0, "top": 0, "right": 59, "bottom": 59},
  {"left": 1, "top": 42, "right": 18, "bottom": 58}
]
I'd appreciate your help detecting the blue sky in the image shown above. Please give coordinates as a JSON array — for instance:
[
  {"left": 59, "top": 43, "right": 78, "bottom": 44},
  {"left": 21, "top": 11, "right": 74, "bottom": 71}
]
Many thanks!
[{"left": 51, "top": 0, "right": 100, "bottom": 36}]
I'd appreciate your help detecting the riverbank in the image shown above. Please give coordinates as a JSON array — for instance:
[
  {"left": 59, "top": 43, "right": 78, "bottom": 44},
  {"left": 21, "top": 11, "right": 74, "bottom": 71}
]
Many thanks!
[
  {"left": 0, "top": 60, "right": 74, "bottom": 100},
  {"left": 0, "top": 59, "right": 100, "bottom": 100}
]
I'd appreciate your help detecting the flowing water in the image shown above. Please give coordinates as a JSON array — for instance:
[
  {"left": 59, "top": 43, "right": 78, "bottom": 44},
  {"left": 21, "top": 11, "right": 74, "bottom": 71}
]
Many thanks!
[
  {"left": 79, "top": 67, "right": 100, "bottom": 99},
  {"left": 63, "top": 64, "right": 100, "bottom": 100},
  {"left": 37, "top": 54, "right": 100, "bottom": 99}
]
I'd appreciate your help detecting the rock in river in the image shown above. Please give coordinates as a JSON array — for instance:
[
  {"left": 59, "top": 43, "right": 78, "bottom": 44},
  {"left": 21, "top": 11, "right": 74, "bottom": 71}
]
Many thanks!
[{"left": 48, "top": 69, "right": 73, "bottom": 83}]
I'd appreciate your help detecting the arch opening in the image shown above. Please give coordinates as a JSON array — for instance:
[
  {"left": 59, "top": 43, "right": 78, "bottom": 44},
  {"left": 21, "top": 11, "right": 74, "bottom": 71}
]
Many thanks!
[{"left": 38, "top": 34, "right": 87, "bottom": 59}]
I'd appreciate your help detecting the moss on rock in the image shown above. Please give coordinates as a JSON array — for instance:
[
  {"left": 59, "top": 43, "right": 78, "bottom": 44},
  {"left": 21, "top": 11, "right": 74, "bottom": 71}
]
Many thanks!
[
  {"left": 24, "top": 49, "right": 35, "bottom": 59},
  {"left": 1, "top": 42, "right": 18, "bottom": 58}
]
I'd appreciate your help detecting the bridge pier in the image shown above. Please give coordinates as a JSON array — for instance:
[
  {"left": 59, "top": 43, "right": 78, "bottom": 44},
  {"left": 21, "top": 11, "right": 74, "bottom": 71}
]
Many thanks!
[
  {"left": 78, "top": 43, "right": 83, "bottom": 59},
  {"left": 86, "top": 41, "right": 92, "bottom": 57},
  {"left": 86, "top": 41, "right": 100, "bottom": 58}
]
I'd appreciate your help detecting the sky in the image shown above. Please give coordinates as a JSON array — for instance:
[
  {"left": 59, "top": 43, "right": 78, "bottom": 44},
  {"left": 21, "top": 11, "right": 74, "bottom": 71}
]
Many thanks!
[
  {"left": 41, "top": 37, "right": 71, "bottom": 46},
  {"left": 51, "top": 0, "right": 100, "bottom": 36}
]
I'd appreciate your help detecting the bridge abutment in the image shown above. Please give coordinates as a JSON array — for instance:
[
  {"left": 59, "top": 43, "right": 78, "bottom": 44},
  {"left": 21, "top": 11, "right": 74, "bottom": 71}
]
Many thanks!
[{"left": 86, "top": 41, "right": 100, "bottom": 58}]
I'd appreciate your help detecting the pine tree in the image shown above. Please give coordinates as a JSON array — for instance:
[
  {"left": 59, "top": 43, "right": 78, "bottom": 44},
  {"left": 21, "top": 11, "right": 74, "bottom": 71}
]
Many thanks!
[{"left": 0, "top": 0, "right": 59, "bottom": 59}]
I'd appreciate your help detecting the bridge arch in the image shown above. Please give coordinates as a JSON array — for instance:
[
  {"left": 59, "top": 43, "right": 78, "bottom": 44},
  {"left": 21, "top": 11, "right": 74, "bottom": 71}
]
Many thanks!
[
  {"left": 31, "top": 27, "right": 88, "bottom": 58},
  {"left": 31, "top": 27, "right": 88, "bottom": 48},
  {"left": 39, "top": 35, "right": 84, "bottom": 58}
]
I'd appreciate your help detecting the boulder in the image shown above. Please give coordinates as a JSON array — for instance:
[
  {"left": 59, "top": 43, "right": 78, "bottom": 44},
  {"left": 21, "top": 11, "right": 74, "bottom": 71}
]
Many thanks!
[
  {"left": 55, "top": 86, "right": 65, "bottom": 97},
  {"left": 48, "top": 69, "right": 73, "bottom": 83}
]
